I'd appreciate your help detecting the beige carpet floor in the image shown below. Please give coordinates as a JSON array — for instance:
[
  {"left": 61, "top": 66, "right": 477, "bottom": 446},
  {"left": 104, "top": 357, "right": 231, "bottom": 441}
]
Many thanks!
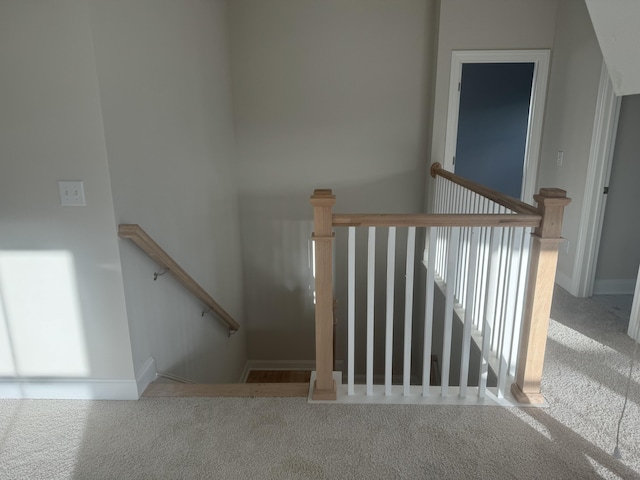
[{"left": 1, "top": 286, "right": 639, "bottom": 479}]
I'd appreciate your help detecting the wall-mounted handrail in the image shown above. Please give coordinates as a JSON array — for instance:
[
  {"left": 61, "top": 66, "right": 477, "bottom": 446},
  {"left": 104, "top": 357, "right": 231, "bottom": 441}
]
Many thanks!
[
  {"left": 118, "top": 224, "right": 240, "bottom": 334},
  {"left": 430, "top": 162, "right": 540, "bottom": 215}
]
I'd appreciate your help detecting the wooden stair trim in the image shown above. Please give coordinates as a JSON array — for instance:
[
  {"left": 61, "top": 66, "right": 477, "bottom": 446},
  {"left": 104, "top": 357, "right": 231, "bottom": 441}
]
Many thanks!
[{"left": 142, "top": 383, "right": 309, "bottom": 398}]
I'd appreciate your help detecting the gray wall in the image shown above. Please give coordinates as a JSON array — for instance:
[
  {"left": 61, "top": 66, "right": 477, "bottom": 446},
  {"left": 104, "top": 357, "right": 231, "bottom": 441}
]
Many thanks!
[
  {"left": 229, "top": 0, "right": 438, "bottom": 362},
  {"left": 89, "top": 0, "right": 247, "bottom": 383},
  {"left": 0, "top": 1, "right": 134, "bottom": 384},
  {"left": 594, "top": 94, "right": 640, "bottom": 292},
  {"left": 536, "top": 0, "right": 604, "bottom": 291}
]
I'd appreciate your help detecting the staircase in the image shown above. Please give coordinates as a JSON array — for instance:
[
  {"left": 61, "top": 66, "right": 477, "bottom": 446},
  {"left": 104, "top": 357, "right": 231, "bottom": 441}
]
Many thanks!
[{"left": 124, "top": 163, "right": 570, "bottom": 406}]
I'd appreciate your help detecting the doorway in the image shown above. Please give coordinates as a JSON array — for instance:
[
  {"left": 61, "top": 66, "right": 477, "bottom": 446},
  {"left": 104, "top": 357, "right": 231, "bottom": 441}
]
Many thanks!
[
  {"left": 591, "top": 94, "right": 640, "bottom": 338},
  {"left": 443, "top": 50, "right": 550, "bottom": 202}
]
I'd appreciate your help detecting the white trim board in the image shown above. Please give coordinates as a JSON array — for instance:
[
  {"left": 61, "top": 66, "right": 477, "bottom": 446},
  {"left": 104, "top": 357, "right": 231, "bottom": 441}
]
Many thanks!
[
  {"left": 136, "top": 356, "right": 157, "bottom": 397},
  {"left": 571, "top": 61, "right": 621, "bottom": 297},
  {"left": 627, "top": 266, "right": 640, "bottom": 341},
  {"left": 0, "top": 378, "right": 139, "bottom": 400},
  {"left": 443, "top": 49, "right": 550, "bottom": 204},
  {"left": 593, "top": 279, "right": 637, "bottom": 295}
]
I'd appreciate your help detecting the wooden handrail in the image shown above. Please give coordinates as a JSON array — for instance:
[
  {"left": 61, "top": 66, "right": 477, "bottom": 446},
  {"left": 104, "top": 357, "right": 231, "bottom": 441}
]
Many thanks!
[
  {"left": 118, "top": 224, "right": 240, "bottom": 334},
  {"left": 333, "top": 213, "right": 541, "bottom": 228},
  {"left": 430, "top": 162, "right": 540, "bottom": 215}
]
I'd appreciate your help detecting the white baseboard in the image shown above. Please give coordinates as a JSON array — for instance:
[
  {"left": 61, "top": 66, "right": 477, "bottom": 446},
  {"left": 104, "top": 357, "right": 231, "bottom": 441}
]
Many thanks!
[
  {"left": 593, "top": 279, "right": 636, "bottom": 295},
  {"left": 240, "top": 359, "right": 345, "bottom": 383},
  {"left": 238, "top": 362, "right": 252, "bottom": 383},
  {"left": 136, "top": 357, "right": 157, "bottom": 397},
  {"left": 0, "top": 378, "right": 139, "bottom": 400},
  {"left": 555, "top": 270, "right": 575, "bottom": 295}
]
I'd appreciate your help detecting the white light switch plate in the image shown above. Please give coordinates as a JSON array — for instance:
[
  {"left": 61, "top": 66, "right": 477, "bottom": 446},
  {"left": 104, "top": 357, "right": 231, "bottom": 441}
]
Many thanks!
[{"left": 58, "top": 181, "right": 86, "bottom": 206}]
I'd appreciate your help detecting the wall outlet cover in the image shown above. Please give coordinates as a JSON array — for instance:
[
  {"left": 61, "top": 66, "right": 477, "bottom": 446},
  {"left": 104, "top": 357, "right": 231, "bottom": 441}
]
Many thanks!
[{"left": 58, "top": 181, "right": 86, "bottom": 206}]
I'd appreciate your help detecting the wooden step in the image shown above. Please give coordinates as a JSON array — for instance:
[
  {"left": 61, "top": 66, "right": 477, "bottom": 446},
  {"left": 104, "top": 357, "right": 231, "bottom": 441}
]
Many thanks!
[{"left": 143, "top": 382, "right": 309, "bottom": 398}]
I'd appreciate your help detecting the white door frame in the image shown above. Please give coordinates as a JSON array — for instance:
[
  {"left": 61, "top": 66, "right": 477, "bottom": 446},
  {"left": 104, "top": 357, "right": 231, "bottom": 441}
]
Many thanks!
[
  {"left": 443, "top": 50, "right": 550, "bottom": 203},
  {"left": 571, "top": 61, "right": 621, "bottom": 298},
  {"left": 628, "top": 266, "right": 640, "bottom": 341}
]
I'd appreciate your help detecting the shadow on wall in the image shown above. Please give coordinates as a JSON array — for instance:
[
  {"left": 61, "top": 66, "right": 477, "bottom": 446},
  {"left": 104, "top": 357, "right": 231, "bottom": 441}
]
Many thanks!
[
  {"left": 118, "top": 239, "right": 247, "bottom": 385},
  {"left": 239, "top": 193, "right": 316, "bottom": 362},
  {"left": 239, "top": 170, "right": 426, "bottom": 363}
]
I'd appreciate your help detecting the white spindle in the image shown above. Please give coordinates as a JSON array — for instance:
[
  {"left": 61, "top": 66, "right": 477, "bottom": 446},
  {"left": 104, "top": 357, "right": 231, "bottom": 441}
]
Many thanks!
[
  {"left": 510, "top": 227, "right": 532, "bottom": 376},
  {"left": 440, "top": 181, "right": 451, "bottom": 278},
  {"left": 489, "top": 204, "right": 504, "bottom": 352},
  {"left": 348, "top": 227, "right": 356, "bottom": 395},
  {"left": 492, "top": 225, "right": 509, "bottom": 353},
  {"left": 454, "top": 186, "right": 464, "bottom": 304},
  {"left": 367, "top": 226, "right": 376, "bottom": 396},
  {"left": 441, "top": 227, "right": 460, "bottom": 397},
  {"left": 403, "top": 227, "right": 416, "bottom": 396},
  {"left": 423, "top": 227, "right": 436, "bottom": 396},
  {"left": 475, "top": 197, "right": 492, "bottom": 332},
  {"left": 444, "top": 183, "right": 453, "bottom": 283},
  {"left": 479, "top": 227, "right": 502, "bottom": 398},
  {"left": 459, "top": 226, "right": 480, "bottom": 398},
  {"left": 459, "top": 189, "right": 471, "bottom": 308},
  {"left": 435, "top": 178, "right": 443, "bottom": 277},
  {"left": 385, "top": 227, "right": 396, "bottom": 396},
  {"left": 474, "top": 224, "right": 490, "bottom": 332},
  {"left": 497, "top": 227, "right": 523, "bottom": 397},
  {"left": 495, "top": 223, "right": 513, "bottom": 360}
]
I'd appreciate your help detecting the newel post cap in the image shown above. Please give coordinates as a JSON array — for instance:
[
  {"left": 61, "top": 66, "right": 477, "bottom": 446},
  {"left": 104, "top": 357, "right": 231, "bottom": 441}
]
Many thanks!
[
  {"left": 310, "top": 189, "right": 336, "bottom": 206},
  {"left": 533, "top": 188, "right": 571, "bottom": 207},
  {"left": 533, "top": 188, "right": 571, "bottom": 239}
]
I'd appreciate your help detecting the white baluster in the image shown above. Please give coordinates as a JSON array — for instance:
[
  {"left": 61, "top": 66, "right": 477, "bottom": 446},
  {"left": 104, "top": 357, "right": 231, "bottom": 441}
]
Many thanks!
[
  {"left": 474, "top": 224, "right": 490, "bottom": 332},
  {"left": 423, "top": 227, "right": 437, "bottom": 396},
  {"left": 459, "top": 226, "right": 480, "bottom": 398},
  {"left": 497, "top": 227, "right": 523, "bottom": 398},
  {"left": 403, "top": 227, "right": 416, "bottom": 396},
  {"left": 385, "top": 227, "right": 396, "bottom": 396},
  {"left": 348, "top": 226, "right": 356, "bottom": 395},
  {"left": 367, "top": 227, "right": 376, "bottom": 396},
  {"left": 479, "top": 227, "right": 502, "bottom": 399},
  {"left": 441, "top": 227, "right": 460, "bottom": 397},
  {"left": 489, "top": 204, "right": 504, "bottom": 352},
  {"left": 492, "top": 220, "right": 509, "bottom": 354},
  {"left": 510, "top": 227, "right": 532, "bottom": 376}
]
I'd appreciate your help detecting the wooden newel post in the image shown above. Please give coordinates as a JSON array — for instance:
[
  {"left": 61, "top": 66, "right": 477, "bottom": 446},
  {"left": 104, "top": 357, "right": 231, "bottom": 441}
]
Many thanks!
[
  {"left": 310, "top": 189, "right": 337, "bottom": 400},
  {"left": 511, "top": 188, "right": 570, "bottom": 404}
]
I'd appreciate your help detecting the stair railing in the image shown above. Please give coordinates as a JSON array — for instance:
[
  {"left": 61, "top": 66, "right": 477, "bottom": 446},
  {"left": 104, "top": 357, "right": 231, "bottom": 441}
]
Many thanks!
[
  {"left": 119, "top": 224, "right": 240, "bottom": 334},
  {"left": 310, "top": 163, "right": 569, "bottom": 403}
]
